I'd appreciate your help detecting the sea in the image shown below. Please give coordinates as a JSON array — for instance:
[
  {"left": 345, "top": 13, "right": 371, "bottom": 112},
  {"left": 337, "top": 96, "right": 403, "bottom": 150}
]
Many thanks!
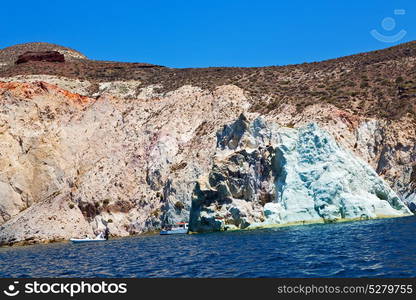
[{"left": 1, "top": 216, "right": 416, "bottom": 278}]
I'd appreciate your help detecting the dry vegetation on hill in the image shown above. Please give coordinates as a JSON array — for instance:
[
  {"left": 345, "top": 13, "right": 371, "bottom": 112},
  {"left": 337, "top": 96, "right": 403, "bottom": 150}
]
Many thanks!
[{"left": 0, "top": 41, "right": 415, "bottom": 121}]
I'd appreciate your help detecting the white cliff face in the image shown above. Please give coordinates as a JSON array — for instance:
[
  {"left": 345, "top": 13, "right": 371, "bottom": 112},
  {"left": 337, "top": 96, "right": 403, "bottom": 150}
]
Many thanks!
[{"left": 189, "top": 115, "right": 411, "bottom": 232}]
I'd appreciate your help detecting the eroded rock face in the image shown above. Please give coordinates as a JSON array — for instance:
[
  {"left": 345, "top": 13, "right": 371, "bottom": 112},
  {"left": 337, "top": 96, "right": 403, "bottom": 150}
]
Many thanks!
[
  {"left": 15, "top": 51, "right": 65, "bottom": 64},
  {"left": 189, "top": 115, "right": 411, "bottom": 232},
  {"left": 0, "top": 82, "right": 248, "bottom": 245},
  {"left": 0, "top": 79, "right": 414, "bottom": 246}
]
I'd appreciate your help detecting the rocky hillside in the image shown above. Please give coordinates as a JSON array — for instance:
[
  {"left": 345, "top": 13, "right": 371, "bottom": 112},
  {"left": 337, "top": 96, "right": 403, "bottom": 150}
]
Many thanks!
[{"left": 0, "top": 42, "right": 414, "bottom": 246}]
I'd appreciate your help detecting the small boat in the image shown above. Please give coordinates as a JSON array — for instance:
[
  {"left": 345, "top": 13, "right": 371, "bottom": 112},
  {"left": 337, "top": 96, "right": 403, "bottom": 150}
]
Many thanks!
[
  {"left": 160, "top": 222, "right": 188, "bottom": 235},
  {"left": 70, "top": 232, "right": 106, "bottom": 243}
]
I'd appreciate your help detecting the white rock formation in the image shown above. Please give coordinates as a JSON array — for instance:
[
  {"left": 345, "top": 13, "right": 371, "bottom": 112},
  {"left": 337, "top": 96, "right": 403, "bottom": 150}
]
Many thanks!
[{"left": 189, "top": 115, "right": 412, "bottom": 232}]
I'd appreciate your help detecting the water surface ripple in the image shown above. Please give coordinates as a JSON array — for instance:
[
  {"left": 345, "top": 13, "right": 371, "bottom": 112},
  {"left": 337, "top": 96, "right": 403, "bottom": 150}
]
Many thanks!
[{"left": 1, "top": 217, "right": 416, "bottom": 277}]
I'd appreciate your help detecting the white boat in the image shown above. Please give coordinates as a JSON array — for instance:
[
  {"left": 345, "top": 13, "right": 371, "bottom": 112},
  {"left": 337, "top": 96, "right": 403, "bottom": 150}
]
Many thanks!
[
  {"left": 160, "top": 222, "right": 188, "bottom": 235},
  {"left": 70, "top": 232, "right": 106, "bottom": 243}
]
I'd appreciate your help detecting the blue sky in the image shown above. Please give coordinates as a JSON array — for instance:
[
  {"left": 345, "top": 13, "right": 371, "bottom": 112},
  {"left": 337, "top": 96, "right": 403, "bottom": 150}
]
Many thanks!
[{"left": 1, "top": 0, "right": 414, "bottom": 68}]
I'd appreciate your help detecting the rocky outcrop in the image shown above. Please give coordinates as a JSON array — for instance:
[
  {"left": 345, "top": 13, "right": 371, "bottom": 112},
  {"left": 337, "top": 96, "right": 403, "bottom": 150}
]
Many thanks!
[
  {"left": 189, "top": 115, "right": 411, "bottom": 232},
  {"left": 15, "top": 51, "right": 65, "bottom": 64},
  {"left": 0, "top": 81, "right": 248, "bottom": 245},
  {"left": 0, "top": 192, "right": 93, "bottom": 246},
  {"left": 0, "top": 42, "right": 86, "bottom": 70}
]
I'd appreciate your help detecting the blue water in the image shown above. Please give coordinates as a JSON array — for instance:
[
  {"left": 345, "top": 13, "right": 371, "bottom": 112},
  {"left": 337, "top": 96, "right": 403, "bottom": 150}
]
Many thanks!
[{"left": 1, "top": 216, "right": 416, "bottom": 278}]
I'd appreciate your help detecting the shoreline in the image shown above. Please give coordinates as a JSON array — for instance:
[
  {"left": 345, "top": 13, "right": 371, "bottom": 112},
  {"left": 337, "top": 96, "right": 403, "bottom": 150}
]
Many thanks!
[
  {"left": 1, "top": 214, "right": 413, "bottom": 249},
  {"left": 189, "top": 213, "right": 414, "bottom": 234}
]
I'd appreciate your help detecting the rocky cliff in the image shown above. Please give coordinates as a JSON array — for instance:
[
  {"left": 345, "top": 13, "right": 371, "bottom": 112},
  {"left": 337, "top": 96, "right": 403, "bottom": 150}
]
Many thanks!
[
  {"left": 0, "top": 42, "right": 414, "bottom": 245},
  {"left": 189, "top": 115, "right": 411, "bottom": 232},
  {"left": 15, "top": 51, "right": 65, "bottom": 64}
]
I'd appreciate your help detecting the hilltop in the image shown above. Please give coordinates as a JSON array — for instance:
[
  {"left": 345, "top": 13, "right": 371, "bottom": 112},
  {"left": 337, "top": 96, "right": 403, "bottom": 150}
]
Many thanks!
[{"left": 0, "top": 41, "right": 415, "bottom": 120}]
